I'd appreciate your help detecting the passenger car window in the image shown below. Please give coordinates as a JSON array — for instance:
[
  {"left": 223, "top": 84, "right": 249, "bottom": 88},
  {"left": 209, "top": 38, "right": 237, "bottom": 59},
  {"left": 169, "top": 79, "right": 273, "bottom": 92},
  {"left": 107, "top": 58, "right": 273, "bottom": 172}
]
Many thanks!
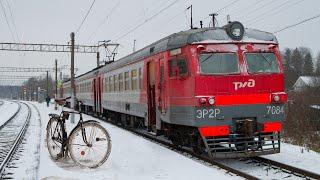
[
  {"left": 169, "top": 59, "right": 188, "bottom": 77},
  {"left": 199, "top": 53, "right": 239, "bottom": 74},
  {"left": 245, "top": 53, "right": 280, "bottom": 73}
]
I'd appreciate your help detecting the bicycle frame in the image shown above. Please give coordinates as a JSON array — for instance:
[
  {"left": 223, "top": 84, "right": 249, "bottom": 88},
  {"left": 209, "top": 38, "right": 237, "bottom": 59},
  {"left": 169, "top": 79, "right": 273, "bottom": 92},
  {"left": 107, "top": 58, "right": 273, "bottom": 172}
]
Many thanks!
[{"left": 49, "top": 111, "right": 100, "bottom": 158}]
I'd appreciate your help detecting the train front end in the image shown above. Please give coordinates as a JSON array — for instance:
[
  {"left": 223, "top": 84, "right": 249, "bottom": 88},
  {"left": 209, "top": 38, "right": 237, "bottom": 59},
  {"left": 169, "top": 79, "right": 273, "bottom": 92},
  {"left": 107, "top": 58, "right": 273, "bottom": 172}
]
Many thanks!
[{"left": 191, "top": 22, "right": 287, "bottom": 158}]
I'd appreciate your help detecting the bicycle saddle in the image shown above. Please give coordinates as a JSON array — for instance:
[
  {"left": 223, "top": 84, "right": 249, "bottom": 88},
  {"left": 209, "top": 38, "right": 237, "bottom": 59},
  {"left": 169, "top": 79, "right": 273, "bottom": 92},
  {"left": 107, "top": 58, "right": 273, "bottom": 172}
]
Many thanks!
[{"left": 49, "top": 113, "right": 60, "bottom": 118}]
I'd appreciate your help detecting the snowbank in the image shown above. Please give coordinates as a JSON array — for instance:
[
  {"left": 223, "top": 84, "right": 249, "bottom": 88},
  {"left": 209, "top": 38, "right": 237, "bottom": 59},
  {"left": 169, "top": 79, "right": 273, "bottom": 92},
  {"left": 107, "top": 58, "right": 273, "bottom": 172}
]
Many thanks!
[{"left": 32, "top": 102, "right": 238, "bottom": 180}]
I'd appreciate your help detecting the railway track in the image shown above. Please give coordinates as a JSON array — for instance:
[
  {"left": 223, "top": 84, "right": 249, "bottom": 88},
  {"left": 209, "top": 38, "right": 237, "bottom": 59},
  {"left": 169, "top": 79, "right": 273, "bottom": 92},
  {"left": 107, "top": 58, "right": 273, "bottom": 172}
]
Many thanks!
[
  {"left": 252, "top": 157, "right": 320, "bottom": 179},
  {"left": 0, "top": 102, "right": 31, "bottom": 178},
  {"left": 88, "top": 114, "right": 320, "bottom": 180}
]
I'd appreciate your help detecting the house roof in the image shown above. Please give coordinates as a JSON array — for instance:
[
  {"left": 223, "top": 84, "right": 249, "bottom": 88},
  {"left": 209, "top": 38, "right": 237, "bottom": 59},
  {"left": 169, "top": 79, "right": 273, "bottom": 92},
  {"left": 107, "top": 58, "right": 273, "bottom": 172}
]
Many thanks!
[{"left": 293, "top": 76, "right": 320, "bottom": 88}]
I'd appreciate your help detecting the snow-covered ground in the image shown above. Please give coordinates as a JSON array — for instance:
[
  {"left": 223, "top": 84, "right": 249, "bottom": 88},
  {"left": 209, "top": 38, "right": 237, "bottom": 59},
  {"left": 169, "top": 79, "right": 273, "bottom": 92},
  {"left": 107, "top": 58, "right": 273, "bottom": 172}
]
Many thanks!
[
  {"left": 262, "top": 143, "right": 320, "bottom": 174},
  {"left": 31, "top": 102, "right": 239, "bottom": 180},
  {"left": 0, "top": 100, "right": 19, "bottom": 127},
  {"left": 7, "top": 101, "right": 320, "bottom": 179}
]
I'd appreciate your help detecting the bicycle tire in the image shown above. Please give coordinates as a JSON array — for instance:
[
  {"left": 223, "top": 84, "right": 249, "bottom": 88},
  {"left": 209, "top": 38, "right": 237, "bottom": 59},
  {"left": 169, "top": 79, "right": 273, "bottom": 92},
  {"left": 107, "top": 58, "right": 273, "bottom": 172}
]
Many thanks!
[
  {"left": 46, "top": 117, "right": 64, "bottom": 160},
  {"left": 68, "top": 121, "right": 112, "bottom": 168}
]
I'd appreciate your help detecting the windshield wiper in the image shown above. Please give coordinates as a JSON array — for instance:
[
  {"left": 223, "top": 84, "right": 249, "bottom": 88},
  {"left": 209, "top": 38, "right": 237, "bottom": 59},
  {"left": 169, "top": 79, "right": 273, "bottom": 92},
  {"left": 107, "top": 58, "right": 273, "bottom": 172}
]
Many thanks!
[
  {"left": 200, "top": 54, "right": 214, "bottom": 64},
  {"left": 260, "top": 53, "right": 272, "bottom": 66}
]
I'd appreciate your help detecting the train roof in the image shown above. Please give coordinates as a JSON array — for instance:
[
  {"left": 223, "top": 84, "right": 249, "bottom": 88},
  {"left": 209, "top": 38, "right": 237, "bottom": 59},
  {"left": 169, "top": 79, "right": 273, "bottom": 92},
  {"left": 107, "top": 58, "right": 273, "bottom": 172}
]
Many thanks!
[{"left": 65, "top": 25, "right": 278, "bottom": 82}]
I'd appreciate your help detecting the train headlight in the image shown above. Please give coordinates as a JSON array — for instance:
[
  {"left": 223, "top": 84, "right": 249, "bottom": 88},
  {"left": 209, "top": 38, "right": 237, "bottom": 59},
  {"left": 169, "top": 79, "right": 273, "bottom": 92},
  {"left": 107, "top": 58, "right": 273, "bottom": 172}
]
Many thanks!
[
  {"left": 199, "top": 97, "right": 207, "bottom": 105},
  {"left": 224, "top": 21, "right": 244, "bottom": 41},
  {"left": 271, "top": 92, "right": 287, "bottom": 104},
  {"left": 208, "top": 97, "right": 215, "bottom": 105},
  {"left": 273, "top": 95, "right": 280, "bottom": 102}
]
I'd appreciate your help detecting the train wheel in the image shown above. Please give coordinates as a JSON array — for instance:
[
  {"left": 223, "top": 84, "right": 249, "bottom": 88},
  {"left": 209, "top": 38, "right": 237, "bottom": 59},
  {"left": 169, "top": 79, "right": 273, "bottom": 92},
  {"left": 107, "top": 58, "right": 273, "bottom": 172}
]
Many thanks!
[{"left": 192, "top": 135, "right": 206, "bottom": 155}]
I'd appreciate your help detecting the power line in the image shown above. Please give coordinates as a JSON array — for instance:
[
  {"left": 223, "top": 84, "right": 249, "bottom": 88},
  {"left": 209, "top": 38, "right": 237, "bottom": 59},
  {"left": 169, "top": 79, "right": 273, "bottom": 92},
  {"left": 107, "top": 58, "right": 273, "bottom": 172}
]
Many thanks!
[
  {"left": 86, "top": 1, "right": 120, "bottom": 42},
  {"left": 274, "top": 13, "right": 320, "bottom": 34},
  {"left": 245, "top": 0, "right": 291, "bottom": 25},
  {"left": 4, "top": 0, "right": 20, "bottom": 42},
  {"left": 0, "top": 0, "right": 16, "bottom": 42},
  {"left": 216, "top": 0, "right": 241, "bottom": 13},
  {"left": 75, "top": 0, "right": 97, "bottom": 34},
  {"left": 111, "top": 0, "right": 172, "bottom": 41},
  {"left": 228, "top": 0, "right": 264, "bottom": 17},
  {"left": 114, "top": 0, "right": 180, "bottom": 41},
  {"left": 238, "top": 0, "right": 276, "bottom": 20},
  {"left": 247, "top": 0, "right": 306, "bottom": 26}
]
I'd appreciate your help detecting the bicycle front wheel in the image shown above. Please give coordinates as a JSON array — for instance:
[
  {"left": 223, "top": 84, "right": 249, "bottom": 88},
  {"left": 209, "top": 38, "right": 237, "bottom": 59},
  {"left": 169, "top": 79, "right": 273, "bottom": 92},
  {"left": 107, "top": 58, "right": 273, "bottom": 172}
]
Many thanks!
[
  {"left": 46, "top": 117, "right": 64, "bottom": 160},
  {"left": 68, "top": 122, "right": 112, "bottom": 168}
]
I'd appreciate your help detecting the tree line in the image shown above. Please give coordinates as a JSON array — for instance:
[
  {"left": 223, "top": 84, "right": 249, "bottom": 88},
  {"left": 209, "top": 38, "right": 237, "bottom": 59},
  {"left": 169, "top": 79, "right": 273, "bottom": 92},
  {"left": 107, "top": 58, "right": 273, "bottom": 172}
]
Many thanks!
[{"left": 282, "top": 47, "right": 320, "bottom": 89}]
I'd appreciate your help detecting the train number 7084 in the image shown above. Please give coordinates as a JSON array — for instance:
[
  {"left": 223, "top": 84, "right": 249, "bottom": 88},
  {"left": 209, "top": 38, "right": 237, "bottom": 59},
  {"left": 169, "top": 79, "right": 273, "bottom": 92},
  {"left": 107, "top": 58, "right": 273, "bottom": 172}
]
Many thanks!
[{"left": 266, "top": 106, "right": 284, "bottom": 115}]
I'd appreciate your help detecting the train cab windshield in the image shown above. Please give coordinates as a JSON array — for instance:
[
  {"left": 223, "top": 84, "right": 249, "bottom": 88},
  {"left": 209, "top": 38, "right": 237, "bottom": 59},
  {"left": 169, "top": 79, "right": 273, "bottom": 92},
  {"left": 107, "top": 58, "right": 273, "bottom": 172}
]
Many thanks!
[
  {"left": 199, "top": 53, "right": 239, "bottom": 74},
  {"left": 245, "top": 52, "right": 280, "bottom": 73}
]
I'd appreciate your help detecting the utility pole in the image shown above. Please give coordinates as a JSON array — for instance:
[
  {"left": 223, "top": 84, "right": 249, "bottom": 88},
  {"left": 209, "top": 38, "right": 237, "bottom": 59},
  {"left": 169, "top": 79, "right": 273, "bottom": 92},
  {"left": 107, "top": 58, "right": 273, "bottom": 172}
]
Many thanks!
[
  {"left": 97, "top": 52, "right": 100, "bottom": 67},
  {"left": 70, "top": 32, "right": 75, "bottom": 123},
  {"left": 55, "top": 59, "right": 58, "bottom": 110},
  {"left": 46, "top": 71, "right": 49, "bottom": 98},
  {"left": 60, "top": 70, "right": 63, "bottom": 98},
  {"left": 209, "top": 13, "right": 218, "bottom": 28},
  {"left": 133, "top": 39, "right": 136, "bottom": 52}
]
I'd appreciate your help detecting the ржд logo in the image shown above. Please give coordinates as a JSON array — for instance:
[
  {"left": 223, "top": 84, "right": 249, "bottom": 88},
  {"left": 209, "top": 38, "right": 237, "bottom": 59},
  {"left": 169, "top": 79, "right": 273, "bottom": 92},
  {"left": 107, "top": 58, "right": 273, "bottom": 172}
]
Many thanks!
[{"left": 233, "top": 79, "right": 255, "bottom": 90}]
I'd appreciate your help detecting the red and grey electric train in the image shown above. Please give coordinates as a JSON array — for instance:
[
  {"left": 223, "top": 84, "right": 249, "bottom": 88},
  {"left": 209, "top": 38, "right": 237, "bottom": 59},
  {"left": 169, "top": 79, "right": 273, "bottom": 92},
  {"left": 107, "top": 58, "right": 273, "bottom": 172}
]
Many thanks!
[{"left": 61, "top": 22, "right": 287, "bottom": 158}]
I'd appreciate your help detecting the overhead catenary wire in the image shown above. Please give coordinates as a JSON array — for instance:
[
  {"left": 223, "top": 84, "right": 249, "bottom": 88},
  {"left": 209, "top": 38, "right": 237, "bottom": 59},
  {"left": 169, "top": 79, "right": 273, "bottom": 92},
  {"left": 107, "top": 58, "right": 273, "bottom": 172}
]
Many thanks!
[
  {"left": 75, "top": 0, "right": 97, "bottom": 34},
  {"left": 227, "top": 0, "right": 264, "bottom": 18},
  {"left": 86, "top": 1, "right": 120, "bottom": 42},
  {"left": 238, "top": 0, "right": 276, "bottom": 20},
  {"left": 274, "top": 13, "right": 320, "bottom": 33},
  {"left": 247, "top": 0, "right": 306, "bottom": 26},
  {"left": 4, "top": 0, "right": 20, "bottom": 42},
  {"left": 0, "top": 0, "right": 16, "bottom": 42},
  {"left": 216, "top": 0, "right": 241, "bottom": 13},
  {"left": 111, "top": 0, "right": 173, "bottom": 41},
  {"left": 114, "top": 0, "right": 180, "bottom": 41}
]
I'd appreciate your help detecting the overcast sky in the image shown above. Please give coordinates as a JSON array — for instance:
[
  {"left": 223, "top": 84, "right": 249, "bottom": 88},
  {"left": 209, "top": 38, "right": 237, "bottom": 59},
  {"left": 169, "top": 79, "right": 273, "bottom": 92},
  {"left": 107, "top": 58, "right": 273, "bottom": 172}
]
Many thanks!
[{"left": 0, "top": 0, "right": 319, "bottom": 83}]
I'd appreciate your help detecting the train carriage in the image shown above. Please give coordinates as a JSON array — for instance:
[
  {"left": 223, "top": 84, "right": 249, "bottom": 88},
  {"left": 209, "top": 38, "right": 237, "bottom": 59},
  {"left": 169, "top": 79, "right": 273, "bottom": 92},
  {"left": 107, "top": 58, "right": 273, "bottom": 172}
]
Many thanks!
[{"left": 61, "top": 21, "right": 287, "bottom": 158}]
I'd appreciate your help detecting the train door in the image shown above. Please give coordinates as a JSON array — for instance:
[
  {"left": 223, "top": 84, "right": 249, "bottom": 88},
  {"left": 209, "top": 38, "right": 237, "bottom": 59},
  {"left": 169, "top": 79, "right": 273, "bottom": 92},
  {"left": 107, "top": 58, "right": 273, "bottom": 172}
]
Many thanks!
[
  {"left": 93, "top": 79, "right": 97, "bottom": 113},
  {"left": 147, "top": 61, "right": 156, "bottom": 132},
  {"left": 97, "top": 76, "right": 102, "bottom": 114},
  {"left": 159, "top": 58, "right": 166, "bottom": 113}
]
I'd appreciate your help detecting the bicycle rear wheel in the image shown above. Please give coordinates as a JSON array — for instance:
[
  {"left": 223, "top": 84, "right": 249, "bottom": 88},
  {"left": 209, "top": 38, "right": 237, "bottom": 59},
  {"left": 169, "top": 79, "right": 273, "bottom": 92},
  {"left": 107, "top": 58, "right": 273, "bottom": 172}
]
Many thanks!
[
  {"left": 46, "top": 117, "right": 64, "bottom": 160},
  {"left": 68, "top": 121, "right": 111, "bottom": 168}
]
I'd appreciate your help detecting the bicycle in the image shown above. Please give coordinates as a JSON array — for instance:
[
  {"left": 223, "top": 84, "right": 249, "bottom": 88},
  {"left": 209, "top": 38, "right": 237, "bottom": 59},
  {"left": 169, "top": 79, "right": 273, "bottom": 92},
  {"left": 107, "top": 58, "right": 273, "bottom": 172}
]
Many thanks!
[{"left": 46, "top": 110, "right": 112, "bottom": 168}]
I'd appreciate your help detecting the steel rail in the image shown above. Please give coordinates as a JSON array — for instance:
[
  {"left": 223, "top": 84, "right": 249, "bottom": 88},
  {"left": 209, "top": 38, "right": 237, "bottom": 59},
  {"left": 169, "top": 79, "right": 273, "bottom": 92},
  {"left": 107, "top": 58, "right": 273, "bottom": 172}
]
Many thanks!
[
  {"left": 0, "top": 102, "right": 31, "bottom": 175},
  {"left": 0, "top": 101, "right": 21, "bottom": 130},
  {"left": 87, "top": 114, "right": 258, "bottom": 180},
  {"left": 253, "top": 157, "right": 320, "bottom": 179}
]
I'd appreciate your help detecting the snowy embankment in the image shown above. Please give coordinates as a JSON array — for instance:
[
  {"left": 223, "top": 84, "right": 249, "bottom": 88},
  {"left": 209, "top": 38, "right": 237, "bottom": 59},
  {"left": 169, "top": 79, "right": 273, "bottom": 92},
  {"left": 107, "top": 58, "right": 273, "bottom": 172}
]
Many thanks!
[
  {"left": 262, "top": 143, "right": 320, "bottom": 174},
  {"left": 32, "top": 102, "right": 239, "bottom": 180},
  {"left": 0, "top": 100, "right": 19, "bottom": 127}
]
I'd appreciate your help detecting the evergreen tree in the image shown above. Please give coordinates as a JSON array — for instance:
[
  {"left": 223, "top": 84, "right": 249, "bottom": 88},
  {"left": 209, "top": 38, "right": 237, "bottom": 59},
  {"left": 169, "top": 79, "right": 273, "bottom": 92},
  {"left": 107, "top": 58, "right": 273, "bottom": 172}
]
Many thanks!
[
  {"left": 291, "top": 48, "right": 303, "bottom": 75},
  {"left": 303, "top": 52, "right": 314, "bottom": 75},
  {"left": 283, "top": 48, "right": 292, "bottom": 70},
  {"left": 316, "top": 53, "right": 320, "bottom": 76}
]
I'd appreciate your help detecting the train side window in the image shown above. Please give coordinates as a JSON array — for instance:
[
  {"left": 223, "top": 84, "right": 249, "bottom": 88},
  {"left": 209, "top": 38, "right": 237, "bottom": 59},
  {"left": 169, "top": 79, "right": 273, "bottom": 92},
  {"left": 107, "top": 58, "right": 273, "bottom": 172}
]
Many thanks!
[
  {"left": 109, "top": 76, "right": 113, "bottom": 92},
  {"left": 139, "top": 68, "right": 142, "bottom": 89},
  {"left": 125, "top": 71, "right": 130, "bottom": 90},
  {"left": 131, "top": 69, "right": 138, "bottom": 90},
  {"left": 119, "top": 73, "right": 123, "bottom": 91},
  {"left": 169, "top": 58, "right": 188, "bottom": 77},
  {"left": 114, "top": 75, "right": 118, "bottom": 92},
  {"left": 105, "top": 77, "right": 109, "bottom": 92}
]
